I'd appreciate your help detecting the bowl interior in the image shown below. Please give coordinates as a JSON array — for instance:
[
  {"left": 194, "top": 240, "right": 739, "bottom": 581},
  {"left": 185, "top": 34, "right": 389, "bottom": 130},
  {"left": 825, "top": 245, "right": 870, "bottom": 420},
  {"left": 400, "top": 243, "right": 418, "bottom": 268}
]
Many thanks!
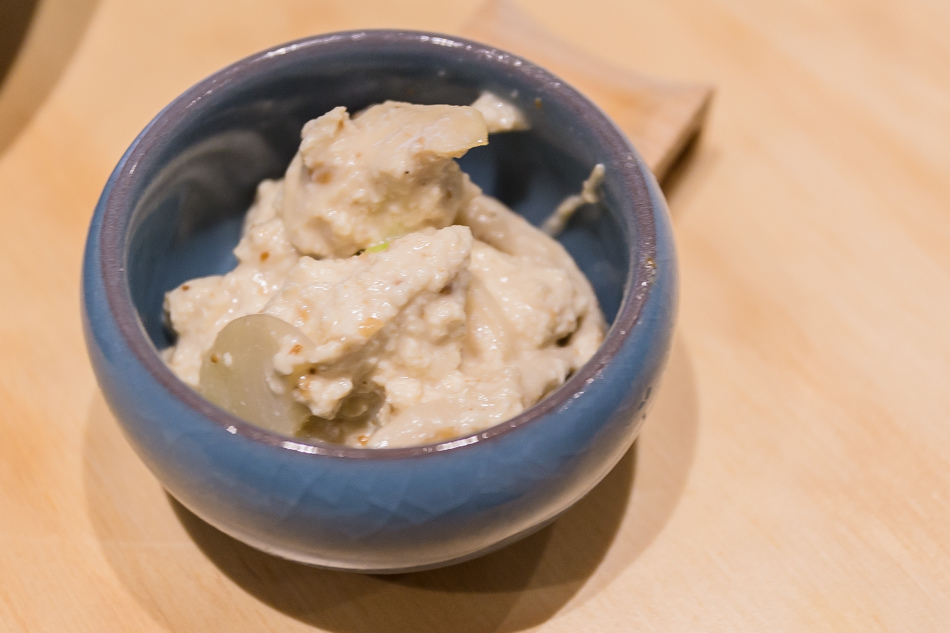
[{"left": 121, "top": 34, "right": 631, "bottom": 353}]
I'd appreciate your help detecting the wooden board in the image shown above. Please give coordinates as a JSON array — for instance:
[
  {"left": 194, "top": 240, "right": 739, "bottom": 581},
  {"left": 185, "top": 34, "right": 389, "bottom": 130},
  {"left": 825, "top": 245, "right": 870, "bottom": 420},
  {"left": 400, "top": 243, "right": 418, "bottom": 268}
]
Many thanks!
[
  {"left": 2, "top": 0, "right": 949, "bottom": 630},
  {"left": 462, "top": 1, "right": 713, "bottom": 180}
]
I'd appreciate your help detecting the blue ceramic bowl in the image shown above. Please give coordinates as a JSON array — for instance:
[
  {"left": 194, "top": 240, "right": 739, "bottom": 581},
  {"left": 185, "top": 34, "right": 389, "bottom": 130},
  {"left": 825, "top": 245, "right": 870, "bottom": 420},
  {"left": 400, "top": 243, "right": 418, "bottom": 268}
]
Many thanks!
[{"left": 81, "top": 30, "right": 677, "bottom": 572}]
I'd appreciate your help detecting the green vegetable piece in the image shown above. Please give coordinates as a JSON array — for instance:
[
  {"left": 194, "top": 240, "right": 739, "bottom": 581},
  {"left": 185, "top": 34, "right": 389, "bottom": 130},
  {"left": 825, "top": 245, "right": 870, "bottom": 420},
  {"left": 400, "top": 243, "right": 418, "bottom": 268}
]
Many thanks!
[{"left": 364, "top": 241, "right": 390, "bottom": 253}]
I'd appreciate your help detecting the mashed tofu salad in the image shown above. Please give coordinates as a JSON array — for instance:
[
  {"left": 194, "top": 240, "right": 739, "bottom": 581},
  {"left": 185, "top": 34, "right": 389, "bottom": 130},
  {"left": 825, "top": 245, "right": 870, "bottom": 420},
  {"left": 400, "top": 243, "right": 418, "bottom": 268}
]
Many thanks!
[{"left": 162, "top": 93, "right": 606, "bottom": 448}]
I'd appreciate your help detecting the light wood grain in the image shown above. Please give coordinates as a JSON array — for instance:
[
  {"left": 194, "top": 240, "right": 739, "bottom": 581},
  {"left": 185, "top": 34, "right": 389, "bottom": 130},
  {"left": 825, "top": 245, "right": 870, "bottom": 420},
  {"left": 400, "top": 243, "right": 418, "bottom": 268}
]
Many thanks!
[
  {"left": 462, "top": 0, "right": 713, "bottom": 180},
  {"left": 2, "top": 0, "right": 950, "bottom": 631}
]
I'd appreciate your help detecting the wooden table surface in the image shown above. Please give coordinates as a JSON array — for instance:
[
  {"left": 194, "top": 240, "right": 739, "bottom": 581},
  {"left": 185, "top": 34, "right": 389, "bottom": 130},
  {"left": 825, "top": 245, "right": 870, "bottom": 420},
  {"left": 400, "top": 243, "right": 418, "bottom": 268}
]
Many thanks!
[{"left": 2, "top": 0, "right": 949, "bottom": 630}]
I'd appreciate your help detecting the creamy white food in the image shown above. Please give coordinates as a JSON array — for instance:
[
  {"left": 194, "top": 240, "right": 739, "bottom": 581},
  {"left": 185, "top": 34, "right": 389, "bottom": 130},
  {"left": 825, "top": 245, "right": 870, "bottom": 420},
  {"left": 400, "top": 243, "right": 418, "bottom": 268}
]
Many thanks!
[
  {"left": 163, "top": 97, "right": 606, "bottom": 448},
  {"left": 470, "top": 91, "right": 529, "bottom": 133}
]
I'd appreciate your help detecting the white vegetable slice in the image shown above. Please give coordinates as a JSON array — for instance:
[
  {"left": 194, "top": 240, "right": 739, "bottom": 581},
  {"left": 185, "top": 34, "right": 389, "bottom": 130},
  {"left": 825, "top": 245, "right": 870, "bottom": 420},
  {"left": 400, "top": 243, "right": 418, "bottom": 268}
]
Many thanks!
[{"left": 198, "top": 314, "right": 312, "bottom": 437}]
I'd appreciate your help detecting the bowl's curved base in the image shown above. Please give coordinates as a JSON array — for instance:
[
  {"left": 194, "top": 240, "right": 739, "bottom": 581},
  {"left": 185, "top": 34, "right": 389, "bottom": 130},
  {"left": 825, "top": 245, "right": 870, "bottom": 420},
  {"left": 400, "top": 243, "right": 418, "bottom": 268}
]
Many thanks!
[{"left": 170, "top": 489, "right": 562, "bottom": 574}]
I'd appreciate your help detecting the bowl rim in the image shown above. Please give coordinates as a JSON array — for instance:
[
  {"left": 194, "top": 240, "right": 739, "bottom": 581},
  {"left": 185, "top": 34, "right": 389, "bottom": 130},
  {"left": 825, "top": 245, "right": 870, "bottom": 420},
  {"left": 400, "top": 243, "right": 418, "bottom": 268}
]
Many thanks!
[{"left": 96, "top": 28, "right": 659, "bottom": 460}]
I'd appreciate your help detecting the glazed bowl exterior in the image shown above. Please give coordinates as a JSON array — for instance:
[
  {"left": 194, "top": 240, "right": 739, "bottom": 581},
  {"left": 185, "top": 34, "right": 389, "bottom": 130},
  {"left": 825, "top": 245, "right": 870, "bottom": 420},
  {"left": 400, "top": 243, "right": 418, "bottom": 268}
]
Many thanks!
[{"left": 81, "top": 30, "right": 677, "bottom": 572}]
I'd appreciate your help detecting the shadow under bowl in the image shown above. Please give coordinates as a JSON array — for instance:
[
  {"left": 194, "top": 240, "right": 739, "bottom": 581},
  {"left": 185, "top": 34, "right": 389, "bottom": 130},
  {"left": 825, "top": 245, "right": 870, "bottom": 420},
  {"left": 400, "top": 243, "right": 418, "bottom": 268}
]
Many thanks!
[{"left": 81, "top": 30, "right": 677, "bottom": 572}]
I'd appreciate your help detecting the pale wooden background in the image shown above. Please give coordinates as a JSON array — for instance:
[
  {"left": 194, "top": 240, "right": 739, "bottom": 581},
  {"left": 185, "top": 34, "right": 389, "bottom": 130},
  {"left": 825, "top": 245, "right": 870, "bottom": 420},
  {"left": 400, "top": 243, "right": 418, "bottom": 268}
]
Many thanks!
[{"left": 2, "top": 0, "right": 949, "bottom": 631}]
